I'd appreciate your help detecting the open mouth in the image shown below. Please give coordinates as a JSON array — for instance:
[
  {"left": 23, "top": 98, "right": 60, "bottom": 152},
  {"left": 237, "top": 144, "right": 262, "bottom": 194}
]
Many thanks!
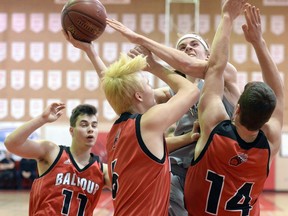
[
  {"left": 185, "top": 51, "right": 196, "bottom": 57},
  {"left": 87, "top": 135, "right": 94, "bottom": 141}
]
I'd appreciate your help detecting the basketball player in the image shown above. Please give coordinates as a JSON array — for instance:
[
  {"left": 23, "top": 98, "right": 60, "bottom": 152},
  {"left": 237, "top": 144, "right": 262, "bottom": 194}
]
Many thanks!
[
  {"left": 103, "top": 51, "right": 201, "bottom": 215},
  {"left": 106, "top": 17, "right": 240, "bottom": 216},
  {"left": 4, "top": 103, "right": 110, "bottom": 215},
  {"left": 184, "top": 1, "right": 284, "bottom": 215}
]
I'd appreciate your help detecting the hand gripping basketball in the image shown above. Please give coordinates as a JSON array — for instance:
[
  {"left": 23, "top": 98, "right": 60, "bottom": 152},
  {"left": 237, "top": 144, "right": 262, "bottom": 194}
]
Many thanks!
[{"left": 61, "top": 0, "right": 107, "bottom": 43}]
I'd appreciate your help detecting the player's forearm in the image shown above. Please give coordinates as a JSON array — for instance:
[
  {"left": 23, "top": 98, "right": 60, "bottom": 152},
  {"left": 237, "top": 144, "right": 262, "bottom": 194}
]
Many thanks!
[
  {"left": 166, "top": 133, "right": 196, "bottom": 153},
  {"left": 151, "top": 63, "right": 198, "bottom": 97},
  {"left": 85, "top": 46, "right": 107, "bottom": 79},
  {"left": 208, "top": 15, "right": 232, "bottom": 76},
  {"left": 252, "top": 38, "right": 283, "bottom": 97},
  {"left": 136, "top": 35, "right": 207, "bottom": 75},
  {"left": 4, "top": 116, "right": 47, "bottom": 149}
]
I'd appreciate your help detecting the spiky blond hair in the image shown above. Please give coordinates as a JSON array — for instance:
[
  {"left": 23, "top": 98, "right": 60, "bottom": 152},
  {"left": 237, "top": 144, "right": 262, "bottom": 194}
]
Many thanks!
[{"left": 101, "top": 53, "right": 147, "bottom": 115}]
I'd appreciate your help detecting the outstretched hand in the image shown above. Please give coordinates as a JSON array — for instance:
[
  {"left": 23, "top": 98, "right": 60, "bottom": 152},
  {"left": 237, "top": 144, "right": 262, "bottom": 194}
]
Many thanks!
[
  {"left": 106, "top": 18, "right": 140, "bottom": 44},
  {"left": 128, "top": 46, "right": 150, "bottom": 59},
  {"left": 41, "top": 102, "right": 66, "bottom": 123},
  {"left": 222, "top": 0, "right": 248, "bottom": 21},
  {"left": 128, "top": 46, "right": 158, "bottom": 71},
  {"left": 242, "top": 4, "right": 262, "bottom": 44}
]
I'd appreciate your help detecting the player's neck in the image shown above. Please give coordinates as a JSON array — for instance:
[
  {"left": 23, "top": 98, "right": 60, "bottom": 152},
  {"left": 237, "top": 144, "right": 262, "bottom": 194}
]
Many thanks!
[
  {"left": 70, "top": 145, "right": 91, "bottom": 167},
  {"left": 234, "top": 121, "right": 259, "bottom": 143}
]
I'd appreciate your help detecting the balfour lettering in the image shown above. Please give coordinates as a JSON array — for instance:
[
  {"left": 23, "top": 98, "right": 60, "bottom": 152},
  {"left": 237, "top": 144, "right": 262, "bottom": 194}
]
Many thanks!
[{"left": 55, "top": 173, "right": 100, "bottom": 195}]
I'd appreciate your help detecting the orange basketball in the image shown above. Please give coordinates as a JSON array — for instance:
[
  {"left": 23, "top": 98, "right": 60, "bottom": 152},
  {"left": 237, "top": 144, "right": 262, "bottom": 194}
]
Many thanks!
[{"left": 61, "top": 0, "right": 107, "bottom": 43}]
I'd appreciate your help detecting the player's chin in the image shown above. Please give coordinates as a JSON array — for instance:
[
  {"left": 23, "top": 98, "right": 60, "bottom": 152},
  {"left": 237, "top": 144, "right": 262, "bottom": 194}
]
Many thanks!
[
  {"left": 85, "top": 143, "right": 96, "bottom": 148},
  {"left": 85, "top": 139, "right": 96, "bottom": 146}
]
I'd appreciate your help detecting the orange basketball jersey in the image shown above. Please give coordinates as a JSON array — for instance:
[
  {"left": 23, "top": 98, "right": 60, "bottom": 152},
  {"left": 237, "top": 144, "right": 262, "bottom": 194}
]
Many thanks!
[
  {"left": 106, "top": 113, "right": 170, "bottom": 216},
  {"left": 29, "top": 146, "right": 105, "bottom": 216},
  {"left": 185, "top": 120, "right": 270, "bottom": 216}
]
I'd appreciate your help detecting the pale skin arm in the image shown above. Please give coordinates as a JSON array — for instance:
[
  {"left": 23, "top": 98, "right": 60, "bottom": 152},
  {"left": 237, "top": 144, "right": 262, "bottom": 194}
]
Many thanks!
[
  {"left": 62, "top": 30, "right": 107, "bottom": 79},
  {"left": 111, "top": 21, "right": 240, "bottom": 107},
  {"left": 152, "top": 61, "right": 240, "bottom": 108},
  {"left": 4, "top": 103, "right": 65, "bottom": 161},
  {"left": 133, "top": 47, "right": 200, "bottom": 159},
  {"left": 128, "top": 46, "right": 173, "bottom": 104},
  {"left": 223, "top": 63, "right": 240, "bottom": 106},
  {"left": 102, "top": 163, "right": 111, "bottom": 189},
  {"left": 106, "top": 18, "right": 208, "bottom": 77},
  {"left": 242, "top": 6, "right": 284, "bottom": 158},
  {"left": 166, "top": 121, "right": 200, "bottom": 153},
  {"left": 195, "top": 0, "right": 247, "bottom": 160},
  {"left": 150, "top": 59, "right": 240, "bottom": 107},
  {"left": 118, "top": 46, "right": 200, "bottom": 159},
  {"left": 129, "top": 46, "right": 201, "bottom": 153},
  {"left": 153, "top": 86, "right": 171, "bottom": 104}
]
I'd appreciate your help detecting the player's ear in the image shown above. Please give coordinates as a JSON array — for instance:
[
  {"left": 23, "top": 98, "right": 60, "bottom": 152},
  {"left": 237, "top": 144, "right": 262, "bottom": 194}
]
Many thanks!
[
  {"left": 234, "top": 104, "right": 241, "bottom": 115},
  {"left": 231, "top": 104, "right": 240, "bottom": 121},
  {"left": 134, "top": 91, "right": 143, "bottom": 102},
  {"left": 69, "top": 127, "right": 74, "bottom": 136},
  {"left": 236, "top": 104, "right": 240, "bottom": 112},
  {"left": 205, "top": 51, "right": 210, "bottom": 60}
]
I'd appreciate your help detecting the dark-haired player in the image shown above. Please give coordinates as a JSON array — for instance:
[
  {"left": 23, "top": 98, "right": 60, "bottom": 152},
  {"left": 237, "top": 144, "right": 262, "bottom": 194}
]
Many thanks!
[{"left": 5, "top": 103, "right": 110, "bottom": 215}]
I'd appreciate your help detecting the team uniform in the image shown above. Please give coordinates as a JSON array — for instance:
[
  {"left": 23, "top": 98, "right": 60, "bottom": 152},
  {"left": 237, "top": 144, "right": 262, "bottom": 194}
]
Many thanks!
[
  {"left": 184, "top": 120, "right": 270, "bottom": 216},
  {"left": 29, "top": 146, "right": 105, "bottom": 216},
  {"left": 168, "top": 80, "right": 234, "bottom": 216},
  {"left": 106, "top": 112, "right": 170, "bottom": 216}
]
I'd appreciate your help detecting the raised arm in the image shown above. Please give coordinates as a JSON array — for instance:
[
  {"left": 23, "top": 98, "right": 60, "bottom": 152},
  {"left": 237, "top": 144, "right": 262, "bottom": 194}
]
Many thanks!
[
  {"left": 106, "top": 18, "right": 207, "bottom": 77},
  {"left": 106, "top": 18, "right": 240, "bottom": 108},
  {"left": 128, "top": 46, "right": 173, "bottom": 104},
  {"left": 138, "top": 46, "right": 199, "bottom": 126},
  {"left": 62, "top": 30, "right": 107, "bottom": 79},
  {"left": 127, "top": 46, "right": 200, "bottom": 157},
  {"left": 4, "top": 103, "right": 65, "bottom": 159},
  {"left": 195, "top": 0, "right": 247, "bottom": 159},
  {"left": 242, "top": 5, "right": 284, "bottom": 157}
]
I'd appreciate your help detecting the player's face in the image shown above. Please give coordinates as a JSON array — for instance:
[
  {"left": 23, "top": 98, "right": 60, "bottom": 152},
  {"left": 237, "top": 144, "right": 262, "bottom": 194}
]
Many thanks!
[
  {"left": 71, "top": 114, "right": 99, "bottom": 147},
  {"left": 177, "top": 38, "right": 208, "bottom": 60}
]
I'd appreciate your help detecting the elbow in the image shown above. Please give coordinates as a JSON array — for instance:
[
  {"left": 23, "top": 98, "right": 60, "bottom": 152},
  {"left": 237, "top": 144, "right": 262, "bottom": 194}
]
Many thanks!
[
  {"left": 206, "top": 63, "right": 226, "bottom": 79},
  {"left": 174, "top": 56, "right": 195, "bottom": 74},
  {"left": 191, "top": 85, "right": 200, "bottom": 96},
  {"left": 181, "top": 61, "right": 193, "bottom": 74},
  {"left": 4, "top": 136, "right": 14, "bottom": 152},
  {"left": 179, "top": 59, "right": 207, "bottom": 79}
]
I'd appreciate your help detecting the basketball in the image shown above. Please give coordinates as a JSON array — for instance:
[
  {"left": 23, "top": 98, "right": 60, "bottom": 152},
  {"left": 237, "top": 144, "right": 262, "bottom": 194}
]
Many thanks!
[{"left": 61, "top": 0, "right": 107, "bottom": 43}]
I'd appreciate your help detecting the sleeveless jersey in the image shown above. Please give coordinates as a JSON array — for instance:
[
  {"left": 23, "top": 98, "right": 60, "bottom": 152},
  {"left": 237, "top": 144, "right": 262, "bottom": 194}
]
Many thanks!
[
  {"left": 106, "top": 112, "right": 170, "bottom": 216},
  {"left": 29, "top": 146, "right": 105, "bottom": 216},
  {"left": 184, "top": 120, "right": 270, "bottom": 216}
]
